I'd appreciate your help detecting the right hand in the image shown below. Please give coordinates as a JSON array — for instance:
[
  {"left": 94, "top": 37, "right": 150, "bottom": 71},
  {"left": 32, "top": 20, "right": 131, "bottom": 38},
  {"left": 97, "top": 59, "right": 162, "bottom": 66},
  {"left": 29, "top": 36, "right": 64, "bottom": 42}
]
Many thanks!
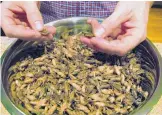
[
  {"left": 81, "top": 2, "right": 151, "bottom": 56},
  {"left": 1, "top": 1, "right": 56, "bottom": 41}
]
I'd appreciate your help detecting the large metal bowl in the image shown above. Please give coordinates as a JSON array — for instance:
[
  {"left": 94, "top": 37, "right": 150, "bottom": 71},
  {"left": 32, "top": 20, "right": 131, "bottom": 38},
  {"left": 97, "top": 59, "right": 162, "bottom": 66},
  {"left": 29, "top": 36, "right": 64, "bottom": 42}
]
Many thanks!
[{"left": 1, "top": 17, "right": 162, "bottom": 115}]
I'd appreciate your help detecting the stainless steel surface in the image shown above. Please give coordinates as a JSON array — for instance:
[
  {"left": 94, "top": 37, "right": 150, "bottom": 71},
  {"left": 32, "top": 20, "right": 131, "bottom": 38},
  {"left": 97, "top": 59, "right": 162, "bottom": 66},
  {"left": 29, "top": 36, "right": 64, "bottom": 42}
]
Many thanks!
[{"left": 1, "top": 17, "right": 162, "bottom": 115}]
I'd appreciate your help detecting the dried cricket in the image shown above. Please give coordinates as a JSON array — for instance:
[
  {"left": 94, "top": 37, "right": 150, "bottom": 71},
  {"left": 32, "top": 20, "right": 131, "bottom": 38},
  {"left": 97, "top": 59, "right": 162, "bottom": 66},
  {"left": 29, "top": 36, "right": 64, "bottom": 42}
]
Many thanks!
[
  {"left": 8, "top": 24, "right": 155, "bottom": 115},
  {"left": 39, "top": 27, "right": 49, "bottom": 36}
]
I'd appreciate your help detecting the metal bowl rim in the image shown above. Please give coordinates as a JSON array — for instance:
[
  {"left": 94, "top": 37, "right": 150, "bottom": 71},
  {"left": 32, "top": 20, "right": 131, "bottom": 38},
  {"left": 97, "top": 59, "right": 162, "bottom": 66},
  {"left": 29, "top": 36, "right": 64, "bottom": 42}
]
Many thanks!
[{"left": 1, "top": 17, "right": 162, "bottom": 115}]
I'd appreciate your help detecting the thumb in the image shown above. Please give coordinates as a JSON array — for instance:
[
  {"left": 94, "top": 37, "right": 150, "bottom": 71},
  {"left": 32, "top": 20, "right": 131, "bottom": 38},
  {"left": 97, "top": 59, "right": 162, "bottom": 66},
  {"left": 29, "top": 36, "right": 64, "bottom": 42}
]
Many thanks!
[
  {"left": 100, "top": 8, "right": 132, "bottom": 38},
  {"left": 87, "top": 18, "right": 105, "bottom": 37},
  {"left": 89, "top": 6, "right": 133, "bottom": 38},
  {"left": 23, "top": 2, "right": 43, "bottom": 31}
]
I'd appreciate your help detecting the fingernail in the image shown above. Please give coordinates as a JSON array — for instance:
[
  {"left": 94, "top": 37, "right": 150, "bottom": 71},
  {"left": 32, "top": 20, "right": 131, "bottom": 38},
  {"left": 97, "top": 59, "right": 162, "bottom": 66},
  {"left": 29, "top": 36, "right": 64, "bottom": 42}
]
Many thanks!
[
  {"left": 95, "top": 27, "right": 105, "bottom": 37},
  {"left": 87, "top": 18, "right": 92, "bottom": 23},
  {"left": 49, "top": 34, "right": 53, "bottom": 39},
  {"left": 35, "top": 21, "right": 43, "bottom": 31}
]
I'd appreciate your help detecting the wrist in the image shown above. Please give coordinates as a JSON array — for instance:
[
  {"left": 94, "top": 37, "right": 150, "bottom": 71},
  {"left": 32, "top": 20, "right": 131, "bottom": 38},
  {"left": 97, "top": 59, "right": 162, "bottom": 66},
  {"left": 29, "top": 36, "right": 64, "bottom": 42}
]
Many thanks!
[
  {"left": 37, "top": 1, "right": 41, "bottom": 9},
  {"left": 146, "top": 1, "right": 154, "bottom": 9},
  {"left": 132, "top": 2, "right": 151, "bottom": 24}
]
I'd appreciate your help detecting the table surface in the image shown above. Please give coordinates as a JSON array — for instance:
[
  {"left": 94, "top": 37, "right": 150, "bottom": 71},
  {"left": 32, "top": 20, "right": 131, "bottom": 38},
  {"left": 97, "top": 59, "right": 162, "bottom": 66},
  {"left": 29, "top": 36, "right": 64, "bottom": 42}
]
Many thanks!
[
  {"left": 0, "top": 36, "right": 162, "bottom": 115},
  {"left": 147, "top": 8, "right": 162, "bottom": 43}
]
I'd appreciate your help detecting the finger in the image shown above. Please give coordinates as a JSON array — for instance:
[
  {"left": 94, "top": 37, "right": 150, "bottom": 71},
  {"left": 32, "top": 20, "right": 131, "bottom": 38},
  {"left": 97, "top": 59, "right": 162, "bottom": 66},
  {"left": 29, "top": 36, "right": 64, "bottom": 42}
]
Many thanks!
[
  {"left": 5, "top": 25, "right": 43, "bottom": 40},
  {"left": 38, "top": 26, "right": 56, "bottom": 40},
  {"left": 22, "top": 2, "right": 43, "bottom": 31},
  {"left": 6, "top": 2, "right": 25, "bottom": 14},
  {"left": 48, "top": 34, "right": 53, "bottom": 40},
  {"left": 110, "top": 26, "right": 122, "bottom": 38},
  {"left": 42, "top": 33, "right": 53, "bottom": 40},
  {"left": 2, "top": 15, "right": 41, "bottom": 40},
  {"left": 21, "top": 22, "right": 28, "bottom": 27},
  {"left": 87, "top": 18, "right": 105, "bottom": 37},
  {"left": 80, "top": 36, "right": 95, "bottom": 49},
  {"left": 37, "top": 26, "right": 56, "bottom": 40},
  {"left": 100, "top": 9, "right": 133, "bottom": 38},
  {"left": 46, "top": 26, "right": 56, "bottom": 36},
  {"left": 17, "top": 15, "right": 32, "bottom": 27},
  {"left": 123, "top": 21, "right": 135, "bottom": 28},
  {"left": 123, "top": 20, "right": 146, "bottom": 29},
  {"left": 14, "top": 18, "right": 28, "bottom": 27},
  {"left": 26, "top": 27, "right": 31, "bottom": 30},
  {"left": 105, "top": 36, "right": 114, "bottom": 41},
  {"left": 89, "top": 34, "right": 141, "bottom": 56},
  {"left": 2, "top": 9, "right": 41, "bottom": 40},
  {"left": 14, "top": 18, "right": 22, "bottom": 25},
  {"left": 38, "top": 34, "right": 53, "bottom": 41}
]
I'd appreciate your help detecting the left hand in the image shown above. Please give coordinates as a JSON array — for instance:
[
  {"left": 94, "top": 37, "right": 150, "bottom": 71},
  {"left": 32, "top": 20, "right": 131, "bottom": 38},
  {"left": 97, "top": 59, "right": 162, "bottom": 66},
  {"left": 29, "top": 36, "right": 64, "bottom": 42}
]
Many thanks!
[
  {"left": 1, "top": 1, "right": 56, "bottom": 41},
  {"left": 81, "top": 1, "right": 152, "bottom": 56}
]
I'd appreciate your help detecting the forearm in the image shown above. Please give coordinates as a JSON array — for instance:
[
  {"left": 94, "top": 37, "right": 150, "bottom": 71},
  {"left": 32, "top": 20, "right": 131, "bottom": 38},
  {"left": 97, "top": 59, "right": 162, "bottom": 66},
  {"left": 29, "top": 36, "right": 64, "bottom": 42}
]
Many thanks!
[
  {"left": 147, "top": 1, "right": 154, "bottom": 9},
  {"left": 144, "top": 1, "right": 154, "bottom": 23}
]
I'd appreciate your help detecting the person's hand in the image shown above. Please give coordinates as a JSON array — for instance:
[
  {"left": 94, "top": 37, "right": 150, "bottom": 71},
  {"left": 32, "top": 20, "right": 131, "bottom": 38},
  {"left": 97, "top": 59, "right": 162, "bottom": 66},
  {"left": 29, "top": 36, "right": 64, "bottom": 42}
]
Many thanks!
[
  {"left": 1, "top": 1, "right": 56, "bottom": 41},
  {"left": 81, "top": 2, "right": 153, "bottom": 56}
]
